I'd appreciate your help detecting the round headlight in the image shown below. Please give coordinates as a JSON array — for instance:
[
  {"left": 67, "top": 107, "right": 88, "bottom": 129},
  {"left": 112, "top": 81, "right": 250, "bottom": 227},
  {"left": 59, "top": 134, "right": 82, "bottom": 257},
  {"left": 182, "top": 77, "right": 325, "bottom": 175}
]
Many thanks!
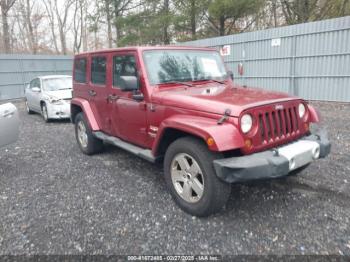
[
  {"left": 241, "top": 114, "right": 253, "bottom": 134},
  {"left": 298, "top": 103, "right": 306, "bottom": 118}
]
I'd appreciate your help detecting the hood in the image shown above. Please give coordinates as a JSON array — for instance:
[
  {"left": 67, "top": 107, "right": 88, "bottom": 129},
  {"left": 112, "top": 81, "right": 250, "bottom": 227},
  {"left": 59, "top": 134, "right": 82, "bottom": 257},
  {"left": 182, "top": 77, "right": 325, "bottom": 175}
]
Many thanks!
[
  {"left": 45, "top": 89, "right": 72, "bottom": 100},
  {"left": 152, "top": 84, "right": 299, "bottom": 117}
]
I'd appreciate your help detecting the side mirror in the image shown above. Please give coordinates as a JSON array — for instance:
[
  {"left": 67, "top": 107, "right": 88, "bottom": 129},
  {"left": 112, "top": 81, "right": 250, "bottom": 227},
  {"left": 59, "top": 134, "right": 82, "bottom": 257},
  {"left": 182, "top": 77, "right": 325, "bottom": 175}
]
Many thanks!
[
  {"left": 120, "top": 76, "right": 139, "bottom": 92},
  {"left": 32, "top": 87, "right": 41, "bottom": 92},
  {"left": 227, "top": 70, "right": 234, "bottom": 80}
]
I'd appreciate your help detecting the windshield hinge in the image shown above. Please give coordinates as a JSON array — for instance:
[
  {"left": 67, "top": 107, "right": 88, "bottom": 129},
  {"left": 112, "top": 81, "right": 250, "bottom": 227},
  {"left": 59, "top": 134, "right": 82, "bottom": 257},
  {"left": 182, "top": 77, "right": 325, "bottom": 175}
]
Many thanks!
[{"left": 217, "top": 109, "right": 231, "bottom": 125}]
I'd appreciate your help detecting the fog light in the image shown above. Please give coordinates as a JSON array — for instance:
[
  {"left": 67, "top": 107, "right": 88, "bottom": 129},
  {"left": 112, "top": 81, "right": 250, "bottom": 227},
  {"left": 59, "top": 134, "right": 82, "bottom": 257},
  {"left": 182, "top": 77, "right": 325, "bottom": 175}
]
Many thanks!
[
  {"left": 207, "top": 137, "right": 215, "bottom": 147},
  {"left": 289, "top": 158, "right": 296, "bottom": 170},
  {"left": 312, "top": 147, "right": 320, "bottom": 159}
]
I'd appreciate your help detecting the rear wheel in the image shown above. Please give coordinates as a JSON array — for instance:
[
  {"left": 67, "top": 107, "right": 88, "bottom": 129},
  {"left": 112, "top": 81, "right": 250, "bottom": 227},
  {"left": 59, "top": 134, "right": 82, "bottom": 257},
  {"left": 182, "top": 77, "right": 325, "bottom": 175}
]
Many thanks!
[
  {"left": 25, "top": 100, "right": 34, "bottom": 114},
  {"left": 164, "top": 137, "right": 231, "bottom": 217},
  {"left": 75, "top": 112, "right": 103, "bottom": 155}
]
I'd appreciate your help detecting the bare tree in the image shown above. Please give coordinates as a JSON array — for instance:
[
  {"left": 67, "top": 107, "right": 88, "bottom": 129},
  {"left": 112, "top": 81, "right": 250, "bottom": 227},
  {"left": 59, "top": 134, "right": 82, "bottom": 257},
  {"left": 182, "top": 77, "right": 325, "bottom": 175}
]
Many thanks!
[
  {"left": 103, "top": 0, "right": 113, "bottom": 48},
  {"left": 0, "top": 0, "right": 17, "bottom": 53},
  {"left": 54, "top": 0, "right": 74, "bottom": 54},
  {"left": 16, "top": 0, "right": 44, "bottom": 54},
  {"left": 42, "top": 0, "right": 59, "bottom": 53},
  {"left": 73, "top": 0, "right": 86, "bottom": 53},
  {"left": 41, "top": 0, "right": 74, "bottom": 54}
]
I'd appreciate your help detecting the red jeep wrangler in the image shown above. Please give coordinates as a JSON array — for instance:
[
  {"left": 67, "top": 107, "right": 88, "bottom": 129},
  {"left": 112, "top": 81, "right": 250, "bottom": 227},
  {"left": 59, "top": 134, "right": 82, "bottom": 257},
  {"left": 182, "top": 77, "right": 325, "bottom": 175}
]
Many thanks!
[{"left": 71, "top": 46, "right": 330, "bottom": 216}]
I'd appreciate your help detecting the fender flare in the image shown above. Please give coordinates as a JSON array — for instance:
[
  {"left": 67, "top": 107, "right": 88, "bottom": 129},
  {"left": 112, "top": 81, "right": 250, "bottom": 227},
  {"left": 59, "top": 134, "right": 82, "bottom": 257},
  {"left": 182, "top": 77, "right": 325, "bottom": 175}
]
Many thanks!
[
  {"left": 308, "top": 105, "right": 320, "bottom": 123},
  {"left": 71, "top": 98, "right": 101, "bottom": 131},
  {"left": 152, "top": 115, "right": 244, "bottom": 155}
]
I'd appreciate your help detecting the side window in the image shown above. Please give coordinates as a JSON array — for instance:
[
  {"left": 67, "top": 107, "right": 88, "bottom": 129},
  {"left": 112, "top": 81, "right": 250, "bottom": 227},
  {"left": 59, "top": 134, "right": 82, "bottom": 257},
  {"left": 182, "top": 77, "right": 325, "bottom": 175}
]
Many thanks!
[
  {"left": 91, "top": 57, "right": 107, "bottom": 85},
  {"left": 30, "top": 79, "right": 35, "bottom": 88},
  {"left": 30, "top": 78, "right": 40, "bottom": 89},
  {"left": 74, "top": 58, "right": 87, "bottom": 83},
  {"left": 113, "top": 55, "right": 137, "bottom": 88}
]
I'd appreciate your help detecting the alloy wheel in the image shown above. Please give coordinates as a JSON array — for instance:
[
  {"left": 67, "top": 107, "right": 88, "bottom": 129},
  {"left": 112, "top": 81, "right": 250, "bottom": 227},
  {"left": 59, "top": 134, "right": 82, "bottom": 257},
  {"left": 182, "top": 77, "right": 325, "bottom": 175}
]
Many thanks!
[
  {"left": 170, "top": 153, "right": 205, "bottom": 203},
  {"left": 77, "top": 120, "right": 88, "bottom": 148},
  {"left": 42, "top": 105, "right": 48, "bottom": 121}
]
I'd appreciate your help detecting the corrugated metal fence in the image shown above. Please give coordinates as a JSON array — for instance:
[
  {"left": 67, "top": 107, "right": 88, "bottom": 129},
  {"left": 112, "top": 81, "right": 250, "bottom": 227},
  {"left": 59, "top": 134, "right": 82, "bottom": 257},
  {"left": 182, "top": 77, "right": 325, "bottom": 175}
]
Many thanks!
[
  {"left": 1, "top": 17, "right": 349, "bottom": 101},
  {"left": 0, "top": 54, "right": 72, "bottom": 100},
  {"left": 183, "top": 16, "right": 350, "bottom": 102}
]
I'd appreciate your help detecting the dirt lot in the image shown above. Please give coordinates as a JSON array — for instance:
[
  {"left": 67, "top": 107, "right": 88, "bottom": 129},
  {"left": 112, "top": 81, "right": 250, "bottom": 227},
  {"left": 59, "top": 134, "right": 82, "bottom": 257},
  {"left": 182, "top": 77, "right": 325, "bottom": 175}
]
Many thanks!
[{"left": 0, "top": 101, "right": 349, "bottom": 256}]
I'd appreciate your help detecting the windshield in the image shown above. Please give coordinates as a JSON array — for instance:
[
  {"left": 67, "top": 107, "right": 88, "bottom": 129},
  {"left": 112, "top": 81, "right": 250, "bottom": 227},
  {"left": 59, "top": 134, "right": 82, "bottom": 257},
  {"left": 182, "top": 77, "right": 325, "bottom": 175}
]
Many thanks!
[
  {"left": 143, "top": 50, "right": 227, "bottom": 85},
  {"left": 43, "top": 77, "right": 72, "bottom": 91}
]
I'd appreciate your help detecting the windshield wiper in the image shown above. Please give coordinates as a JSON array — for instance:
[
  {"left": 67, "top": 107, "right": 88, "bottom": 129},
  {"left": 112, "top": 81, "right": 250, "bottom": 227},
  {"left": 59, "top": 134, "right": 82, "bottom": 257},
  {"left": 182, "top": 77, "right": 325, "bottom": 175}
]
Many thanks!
[
  {"left": 193, "top": 79, "right": 225, "bottom": 85},
  {"left": 162, "top": 81, "right": 193, "bottom": 87}
]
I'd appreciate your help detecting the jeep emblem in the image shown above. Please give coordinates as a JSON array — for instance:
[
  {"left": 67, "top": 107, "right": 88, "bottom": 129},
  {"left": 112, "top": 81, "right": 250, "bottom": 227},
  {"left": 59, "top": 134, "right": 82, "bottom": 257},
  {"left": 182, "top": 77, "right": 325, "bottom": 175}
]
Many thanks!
[{"left": 275, "top": 104, "right": 284, "bottom": 110}]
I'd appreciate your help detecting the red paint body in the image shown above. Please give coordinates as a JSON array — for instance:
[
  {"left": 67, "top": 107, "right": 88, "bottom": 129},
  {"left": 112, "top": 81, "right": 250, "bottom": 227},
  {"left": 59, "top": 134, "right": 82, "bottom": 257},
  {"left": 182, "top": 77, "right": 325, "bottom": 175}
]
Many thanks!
[{"left": 71, "top": 46, "right": 319, "bottom": 157}]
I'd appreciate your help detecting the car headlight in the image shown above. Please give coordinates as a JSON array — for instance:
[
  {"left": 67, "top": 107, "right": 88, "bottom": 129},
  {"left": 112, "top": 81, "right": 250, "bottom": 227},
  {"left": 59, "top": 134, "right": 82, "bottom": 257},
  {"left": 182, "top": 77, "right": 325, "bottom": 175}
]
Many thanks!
[
  {"left": 48, "top": 97, "right": 63, "bottom": 105},
  {"left": 241, "top": 114, "right": 253, "bottom": 134},
  {"left": 298, "top": 103, "right": 306, "bottom": 118}
]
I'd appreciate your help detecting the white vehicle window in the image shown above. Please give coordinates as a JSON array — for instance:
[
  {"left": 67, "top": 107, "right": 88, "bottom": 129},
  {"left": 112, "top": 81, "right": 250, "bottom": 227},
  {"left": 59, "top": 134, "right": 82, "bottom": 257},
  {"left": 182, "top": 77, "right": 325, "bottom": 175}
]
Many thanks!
[
  {"left": 30, "top": 78, "right": 41, "bottom": 89},
  {"left": 43, "top": 77, "right": 72, "bottom": 91}
]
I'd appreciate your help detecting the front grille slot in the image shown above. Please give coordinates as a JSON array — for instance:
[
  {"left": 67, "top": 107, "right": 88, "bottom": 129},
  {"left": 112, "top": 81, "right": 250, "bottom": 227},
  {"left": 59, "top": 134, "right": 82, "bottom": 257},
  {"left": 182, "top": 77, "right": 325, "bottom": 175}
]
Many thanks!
[{"left": 258, "top": 105, "right": 299, "bottom": 144}]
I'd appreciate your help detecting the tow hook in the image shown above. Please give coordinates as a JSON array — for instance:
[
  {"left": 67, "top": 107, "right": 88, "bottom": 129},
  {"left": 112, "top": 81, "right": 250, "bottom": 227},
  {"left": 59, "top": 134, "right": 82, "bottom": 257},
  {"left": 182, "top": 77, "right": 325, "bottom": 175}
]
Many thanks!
[{"left": 217, "top": 109, "right": 231, "bottom": 125}]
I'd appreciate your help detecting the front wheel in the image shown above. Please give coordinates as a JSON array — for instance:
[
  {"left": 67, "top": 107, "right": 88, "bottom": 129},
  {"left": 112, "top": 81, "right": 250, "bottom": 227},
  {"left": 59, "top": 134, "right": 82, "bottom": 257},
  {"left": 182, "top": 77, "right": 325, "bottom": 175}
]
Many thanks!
[
  {"left": 41, "top": 103, "right": 50, "bottom": 122},
  {"left": 74, "top": 112, "right": 103, "bottom": 155},
  {"left": 164, "top": 137, "right": 231, "bottom": 217}
]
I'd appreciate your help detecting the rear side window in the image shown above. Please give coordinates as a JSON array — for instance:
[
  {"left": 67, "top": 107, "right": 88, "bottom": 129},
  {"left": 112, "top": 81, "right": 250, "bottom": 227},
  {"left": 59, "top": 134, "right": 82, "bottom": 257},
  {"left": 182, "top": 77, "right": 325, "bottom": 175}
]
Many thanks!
[
  {"left": 74, "top": 58, "right": 87, "bottom": 83},
  {"left": 91, "top": 57, "right": 107, "bottom": 85}
]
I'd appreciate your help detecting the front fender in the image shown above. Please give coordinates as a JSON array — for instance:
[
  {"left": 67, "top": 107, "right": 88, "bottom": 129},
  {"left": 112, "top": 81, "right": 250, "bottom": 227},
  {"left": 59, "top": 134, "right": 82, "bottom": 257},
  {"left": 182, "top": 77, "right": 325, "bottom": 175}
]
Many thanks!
[
  {"left": 71, "top": 98, "right": 100, "bottom": 131},
  {"left": 308, "top": 105, "right": 321, "bottom": 123},
  {"left": 153, "top": 115, "right": 244, "bottom": 154}
]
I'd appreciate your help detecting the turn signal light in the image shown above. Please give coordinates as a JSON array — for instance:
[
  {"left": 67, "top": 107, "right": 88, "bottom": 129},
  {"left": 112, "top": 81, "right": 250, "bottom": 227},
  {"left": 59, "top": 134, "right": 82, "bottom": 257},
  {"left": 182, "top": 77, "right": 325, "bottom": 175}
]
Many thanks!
[
  {"left": 207, "top": 137, "right": 215, "bottom": 147},
  {"left": 304, "top": 123, "right": 309, "bottom": 131},
  {"left": 244, "top": 139, "right": 252, "bottom": 149}
]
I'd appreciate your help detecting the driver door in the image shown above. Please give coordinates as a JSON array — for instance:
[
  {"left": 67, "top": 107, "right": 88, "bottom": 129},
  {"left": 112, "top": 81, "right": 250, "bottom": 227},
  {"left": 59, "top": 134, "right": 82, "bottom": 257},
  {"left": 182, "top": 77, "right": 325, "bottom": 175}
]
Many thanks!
[
  {"left": 27, "top": 78, "right": 42, "bottom": 112},
  {"left": 108, "top": 52, "right": 148, "bottom": 147}
]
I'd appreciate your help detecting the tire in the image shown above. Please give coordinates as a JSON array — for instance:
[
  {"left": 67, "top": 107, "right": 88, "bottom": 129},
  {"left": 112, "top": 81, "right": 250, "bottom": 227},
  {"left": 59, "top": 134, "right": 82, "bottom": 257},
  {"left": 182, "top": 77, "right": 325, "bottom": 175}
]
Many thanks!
[
  {"left": 25, "top": 100, "right": 34, "bottom": 114},
  {"left": 41, "top": 103, "right": 50, "bottom": 122},
  {"left": 164, "top": 137, "right": 231, "bottom": 217},
  {"left": 74, "top": 112, "right": 103, "bottom": 155}
]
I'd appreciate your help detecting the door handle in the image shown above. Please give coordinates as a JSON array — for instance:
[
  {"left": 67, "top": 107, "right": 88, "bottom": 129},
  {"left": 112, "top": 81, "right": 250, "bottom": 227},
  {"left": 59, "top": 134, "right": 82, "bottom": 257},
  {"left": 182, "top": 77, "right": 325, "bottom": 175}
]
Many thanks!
[
  {"left": 107, "top": 94, "right": 119, "bottom": 101},
  {"left": 88, "top": 90, "right": 97, "bottom": 96},
  {"left": 3, "top": 110, "right": 15, "bottom": 118}
]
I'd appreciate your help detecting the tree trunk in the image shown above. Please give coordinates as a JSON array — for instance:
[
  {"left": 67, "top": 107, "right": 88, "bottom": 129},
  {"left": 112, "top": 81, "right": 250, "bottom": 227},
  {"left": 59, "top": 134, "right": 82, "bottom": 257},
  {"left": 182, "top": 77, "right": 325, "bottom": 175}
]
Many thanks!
[
  {"left": 106, "top": 0, "right": 113, "bottom": 48},
  {"left": 82, "top": 1, "right": 87, "bottom": 51},
  {"left": 272, "top": 0, "right": 278, "bottom": 27},
  {"left": 163, "top": 0, "right": 170, "bottom": 44},
  {"left": 60, "top": 28, "right": 67, "bottom": 55},
  {"left": 25, "top": 0, "right": 37, "bottom": 54},
  {"left": 190, "top": 0, "right": 196, "bottom": 40},
  {"left": 219, "top": 16, "right": 225, "bottom": 36},
  {"left": 1, "top": 7, "right": 11, "bottom": 53}
]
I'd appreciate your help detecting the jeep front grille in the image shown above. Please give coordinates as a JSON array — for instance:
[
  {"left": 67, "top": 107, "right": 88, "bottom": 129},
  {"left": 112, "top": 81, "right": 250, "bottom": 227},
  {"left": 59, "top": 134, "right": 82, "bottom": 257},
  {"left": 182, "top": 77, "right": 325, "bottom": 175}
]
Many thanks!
[
  {"left": 258, "top": 106, "right": 300, "bottom": 143},
  {"left": 259, "top": 106, "right": 299, "bottom": 143}
]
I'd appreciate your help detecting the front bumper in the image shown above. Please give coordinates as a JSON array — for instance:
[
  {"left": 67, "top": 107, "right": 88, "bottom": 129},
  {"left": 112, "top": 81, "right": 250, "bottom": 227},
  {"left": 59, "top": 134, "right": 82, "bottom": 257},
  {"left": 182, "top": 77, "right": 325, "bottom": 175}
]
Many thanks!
[
  {"left": 47, "top": 102, "right": 71, "bottom": 119},
  {"left": 213, "top": 128, "right": 331, "bottom": 183}
]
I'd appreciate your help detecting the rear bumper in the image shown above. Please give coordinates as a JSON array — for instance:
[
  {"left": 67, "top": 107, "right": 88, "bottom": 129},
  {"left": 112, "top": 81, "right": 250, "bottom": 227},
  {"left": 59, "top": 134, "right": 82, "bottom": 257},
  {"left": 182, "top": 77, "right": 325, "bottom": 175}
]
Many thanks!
[{"left": 213, "top": 128, "right": 331, "bottom": 183}]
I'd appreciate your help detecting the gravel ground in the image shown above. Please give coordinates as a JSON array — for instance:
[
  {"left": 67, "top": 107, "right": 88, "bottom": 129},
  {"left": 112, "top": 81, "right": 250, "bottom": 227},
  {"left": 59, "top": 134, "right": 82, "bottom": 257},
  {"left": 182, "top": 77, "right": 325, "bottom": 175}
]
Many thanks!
[{"left": 0, "top": 101, "right": 349, "bottom": 256}]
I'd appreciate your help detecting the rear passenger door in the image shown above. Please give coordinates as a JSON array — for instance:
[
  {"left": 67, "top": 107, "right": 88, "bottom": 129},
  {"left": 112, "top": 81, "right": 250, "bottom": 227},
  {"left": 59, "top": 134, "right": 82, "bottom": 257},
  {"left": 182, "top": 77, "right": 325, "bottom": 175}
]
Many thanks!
[{"left": 89, "top": 55, "right": 112, "bottom": 133}]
